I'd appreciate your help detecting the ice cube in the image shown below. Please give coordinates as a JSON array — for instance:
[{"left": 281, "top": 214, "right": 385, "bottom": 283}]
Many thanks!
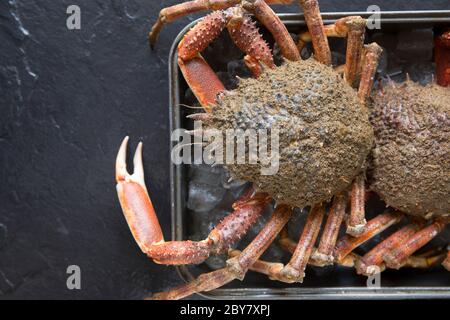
[{"left": 187, "top": 181, "right": 226, "bottom": 212}]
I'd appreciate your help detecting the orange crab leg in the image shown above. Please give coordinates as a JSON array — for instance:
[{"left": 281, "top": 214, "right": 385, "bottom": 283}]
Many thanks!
[
  {"left": 297, "top": 15, "right": 366, "bottom": 78},
  {"left": 178, "top": 11, "right": 229, "bottom": 61},
  {"left": 149, "top": 0, "right": 294, "bottom": 47},
  {"left": 150, "top": 0, "right": 239, "bottom": 47},
  {"left": 229, "top": 250, "right": 358, "bottom": 281},
  {"left": 150, "top": 205, "right": 293, "bottom": 300},
  {"left": 435, "top": 29, "right": 450, "bottom": 87},
  {"left": 244, "top": 55, "right": 264, "bottom": 77},
  {"left": 355, "top": 222, "right": 423, "bottom": 276},
  {"left": 334, "top": 211, "right": 403, "bottom": 264},
  {"left": 404, "top": 253, "right": 447, "bottom": 269},
  {"left": 227, "top": 9, "right": 275, "bottom": 70},
  {"left": 342, "top": 16, "right": 366, "bottom": 87},
  {"left": 242, "top": 0, "right": 300, "bottom": 61},
  {"left": 278, "top": 204, "right": 325, "bottom": 283},
  {"left": 230, "top": 245, "right": 444, "bottom": 283},
  {"left": 443, "top": 250, "right": 450, "bottom": 271},
  {"left": 298, "top": 0, "right": 331, "bottom": 65},
  {"left": 383, "top": 218, "right": 448, "bottom": 269},
  {"left": 312, "top": 193, "right": 347, "bottom": 265},
  {"left": 347, "top": 174, "right": 367, "bottom": 236},
  {"left": 358, "top": 43, "right": 383, "bottom": 104},
  {"left": 178, "top": 56, "right": 225, "bottom": 111},
  {"left": 116, "top": 137, "right": 271, "bottom": 265},
  {"left": 177, "top": 8, "right": 276, "bottom": 107}
]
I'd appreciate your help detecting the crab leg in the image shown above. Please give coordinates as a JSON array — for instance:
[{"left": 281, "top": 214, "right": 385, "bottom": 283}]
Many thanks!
[
  {"left": 342, "top": 17, "right": 366, "bottom": 86},
  {"left": 403, "top": 253, "right": 446, "bottom": 269},
  {"left": 242, "top": 0, "right": 300, "bottom": 61},
  {"left": 278, "top": 225, "right": 297, "bottom": 253},
  {"left": 298, "top": 0, "right": 331, "bottom": 65},
  {"left": 244, "top": 55, "right": 265, "bottom": 77},
  {"left": 334, "top": 211, "right": 403, "bottom": 264},
  {"left": 227, "top": 8, "right": 275, "bottom": 71},
  {"left": 277, "top": 204, "right": 325, "bottom": 283},
  {"left": 443, "top": 250, "right": 450, "bottom": 271},
  {"left": 150, "top": 0, "right": 238, "bottom": 47},
  {"left": 179, "top": 57, "right": 225, "bottom": 111},
  {"left": 150, "top": 205, "right": 293, "bottom": 300},
  {"left": 383, "top": 218, "right": 448, "bottom": 269},
  {"left": 149, "top": 0, "right": 294, "bottom": 47},
  {"left": 178, "top": 8, "right": 276, "bottom": 108},
  {"left": 355, "top": 222, "right": 423, "bottom": 276},
  {"left": 358, "top": 43, "right": 383, "bottom": 104},
  {"left": 232, "top": 245, "right": 445, "bottom": 283},
  {"left": 312, "top": 193, "right": 347, "bottom": 266},
  {"left": 435, "top": 29, "right": 450, "bottom": 87},
  {"left": 347, "top": 174, "right": 367, "bottom": 236},
  {"left": 300, "top": 16, "right": 366, "bottom": 85},
  {"left": 228, "top": 251, "right": 357, "bottom": 283},
  {"left": 116, "top": 137, "right": 271, "bottom": 265}
]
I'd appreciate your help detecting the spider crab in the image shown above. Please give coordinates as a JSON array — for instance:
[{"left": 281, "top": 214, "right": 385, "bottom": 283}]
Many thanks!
[{"left": 115, "top": 1, "right": 449, "bottom": 299}]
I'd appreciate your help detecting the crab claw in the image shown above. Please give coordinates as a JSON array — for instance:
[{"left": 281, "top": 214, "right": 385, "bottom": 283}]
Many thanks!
[
  {"left": 116, "top": 137, "right": 165, "bottom": 254},
  {"left": 116, "top": 137, "right": 271, "bottom": 266}
]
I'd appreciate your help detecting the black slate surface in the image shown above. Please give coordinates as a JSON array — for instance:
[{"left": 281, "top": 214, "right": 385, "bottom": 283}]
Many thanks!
[{"left": 0, "top": 0, "right": 448, "bottom": 299}]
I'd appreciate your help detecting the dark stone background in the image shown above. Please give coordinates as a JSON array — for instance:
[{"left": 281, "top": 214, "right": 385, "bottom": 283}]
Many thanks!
[{"left": 0, "top": 0, "right": 448, "bottom": 299}]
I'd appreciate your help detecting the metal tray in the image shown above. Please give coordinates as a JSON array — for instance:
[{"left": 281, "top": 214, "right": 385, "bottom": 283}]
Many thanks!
[{"left": 168, "top": 11, "right": 450, "bottom": 299}]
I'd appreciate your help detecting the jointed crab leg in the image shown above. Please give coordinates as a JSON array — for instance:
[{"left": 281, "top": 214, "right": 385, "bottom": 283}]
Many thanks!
[
  {"left": 334, "top": 211, "right": 403, "bottom": 264},
  {"left": 242, "top": 0, "right": 300, "bottom": 61},
  {"left": 383, "top": 218, "right": 449, "bottom": 269},
  {"left": 149, "top": 0, "right": 294, "bottom": 48},
  {"left": 347, "top": 174, "right": 367, "bottom": 236},
  {"left": 342, "top": 17, "right": 366, "bottom": 87},
  {"left": 150, "top": 0, "right": 239, "bottom": 47},
  {"left": 256, "top": 204, "right": 326, "bottom": 283},
  {"left": 228, "top": 249, "right": 357, "bottom": 282},
  {"left": 298, "top": 16, "right": 369, "bottom": 86},
  {"left": 435, "top": 29, "right": 450, "bottom": 87},
  {"left": 404, "top": 253, "right": 447, "bottom": 269},
  {"left": 312, "top": 193, "right": 347, "bottom": 265},
  {"left": 342, "top": 43, "right": 383, "bottom": 237},
  {"left": 179, "top": 56, "right": 226, "bottom": 110},
  {"left": 227, "top": 8, "right": 276, "bottom": 71},
  {"left": 177, "top": 7, "right": 278, "bottom": 108},
  {"left": 230, "top": 243, "right": 444, "bottom": 282},
  {"left": 150, "top": 205, "right": 294, "bottom": 300},
  {"left": 298, "top": 0, "right": 331, "bottom": 65},
  {"left": 357, "top": 43, "right": 383, "bottom": 104},
  {"left": 355, "top": 222, "right": 423, "bottom": 275},
  {"left": 116, "top": 137, "right": 271, "bottom": 265},
  {"left": 443, "top": 250, "right": 450, "bottom": 271},
  {"left": 278, "top": 203, "right": 325, "bottom": 282}
]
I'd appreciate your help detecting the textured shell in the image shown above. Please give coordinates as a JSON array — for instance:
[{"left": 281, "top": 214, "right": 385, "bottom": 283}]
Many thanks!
[
  {"left": 370, "top": 81, "right": 450, "bottom": 218},
  {"left": 206, "top": 59, "right": 373, "bottom": 208}
]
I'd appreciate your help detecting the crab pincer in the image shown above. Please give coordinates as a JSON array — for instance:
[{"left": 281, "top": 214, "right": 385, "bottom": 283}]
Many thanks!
[{"left": 116, "top": 137, "right": 272, "bottom": 265}]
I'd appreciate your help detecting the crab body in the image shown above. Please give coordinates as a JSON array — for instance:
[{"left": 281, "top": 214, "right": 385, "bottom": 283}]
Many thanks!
[{"left": 207, "top": 60, "right": 373, "bottom": 208}]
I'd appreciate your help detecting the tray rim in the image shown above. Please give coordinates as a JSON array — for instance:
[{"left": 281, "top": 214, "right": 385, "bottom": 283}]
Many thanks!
[{"left": 168, "top": 10, "right": 450, "bottom": 300}]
